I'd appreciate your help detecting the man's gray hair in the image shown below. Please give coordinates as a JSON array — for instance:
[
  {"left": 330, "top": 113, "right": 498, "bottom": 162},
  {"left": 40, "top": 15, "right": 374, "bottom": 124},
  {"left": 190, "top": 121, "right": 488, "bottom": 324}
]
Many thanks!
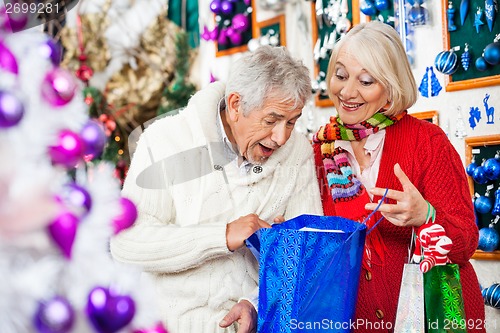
[{"left": 225, "top": 46, "right": 312, "bottom": 115}]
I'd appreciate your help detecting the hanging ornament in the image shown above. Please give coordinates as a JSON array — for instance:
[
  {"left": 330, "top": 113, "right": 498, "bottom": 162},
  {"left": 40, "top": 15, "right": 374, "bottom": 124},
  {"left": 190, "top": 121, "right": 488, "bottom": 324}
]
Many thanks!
[
  {"left": 0, "top": 41, "right": 19, "bottom": 75},
  {"left": 86, "top": 286, "right": 136, "bottom": 333},
  {"left": 201, "top": 26, "right": 211, "bottom": 41},
  {"left": 418, "top": 67, "right": 429, "bottom": 97},
  {"left": 210, "top": 0, "right": 223, "bottom": 14},
  {"left": 460, "top": 0, "right": 470, "bottom": 25},
  {"left": 455, "top": 106, "right": 467, "bottom": 138},
  {"left": 475, "top": 55, "right": 489, "bottom": 71},
  {"left": 474, "top": 7, "right": 485, "bottom": 33},
  {"left": 466, "top": 156, "right": 479, "bottom": 176},
  {"left": 0, "top": 90, "right": 25, "bottom": 128},
  {"left": 48, "top": 211, "right": 79, "bottom": 259},
  {"left": 478, "top": 220, "right": 499, "bottom": 252},
  {"left": 448, "top": 1, "right": 458, "bottom": 31},
  {"left": 112, "top": 197, "right": 138, "bottom": 234},
  {"left": 429, "top": 66, "right": 442, "bottom": 97},
  {"left": 475, "top": 191, "right": 493, "bottom": 214},
  {"left": 49, "top": 129, "right": 84, "bottom": 168},
  {"left": 360, "top": 0, "right": 377, "bottom": 16},
  {"left": 484, "top": 0, "right": 496, "bottom": 31},
  {"left": 41, "top": 68, "right": 78, "bottom": 107},
  {"left": 39, "top": 38, "right": 63, "bottom": 66},
  {"left": 59, "top": 183, "right": 92, "bottom": 217},
  {"left": 461, "top": 43, "right": 471, "bottom": 70},
  {"left": 434, "top": 47, "right": 459, "bottom": 74},
  {"left": 468, "top": 106, "right": 481, "bottom": 129},
  {"left": 472, "top": 164, "right": 489, "bottom": 184},
  {"left": 484, "top": 152, "right": 500, "bottom": 180},
  {"left": 336, "top": 0, "right": 352, "bottom": 34},
  {"left": 34, "top": 296, "right": 75, "bottom": 333},
  {"left": 492, "top": 186, "right": 500, "bottom": 215},
  {"left": 482, "top": 283, "right": 500, "bottom": 309},
  {"left": 483, "top": 38, "right": 500, "bottom": 65},
  {"left": 133, "top": 322, "right": 169, "bottom": 333},
  {"left": 80, "top": 119, "right": 107, "bottom": 159},
  {"left": 408, "top": 4, "right": 430, "bottom": 26},
  {"left": 375, "top": 0, "right": 389, "bottom": 10},
  {"left": 232, "top": 13, "right": 250, "bottom": 33}
]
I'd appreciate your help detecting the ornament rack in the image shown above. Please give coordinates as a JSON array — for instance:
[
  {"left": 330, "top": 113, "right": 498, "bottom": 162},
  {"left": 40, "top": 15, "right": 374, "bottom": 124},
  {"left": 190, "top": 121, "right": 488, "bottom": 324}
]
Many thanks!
[
  {"left": 441, "top": 0, "right": 500, "bottom": 91},
  {"left": 310, "top": 0, "right": 361, "bottom": 107},
  {"left": 465, "top": 134, "right": 500, "bottom": 260},
  {"left": 409, "top": 110, "right": 439, "bottom": 124},
  {"left": 252, "top": 15, "right": 286, "bottom": 47}
]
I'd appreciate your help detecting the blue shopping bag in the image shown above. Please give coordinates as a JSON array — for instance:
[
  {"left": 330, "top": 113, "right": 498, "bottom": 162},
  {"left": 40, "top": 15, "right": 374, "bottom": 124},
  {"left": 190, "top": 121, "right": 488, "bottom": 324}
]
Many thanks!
[{"left": 255, "top": 214, "right": 367, "bottom": 333}]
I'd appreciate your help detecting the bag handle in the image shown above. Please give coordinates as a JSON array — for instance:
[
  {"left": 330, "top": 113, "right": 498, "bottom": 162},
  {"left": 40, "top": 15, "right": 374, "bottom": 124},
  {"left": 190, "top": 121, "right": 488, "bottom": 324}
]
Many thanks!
[{"left": 362, "top": 188, "right": 389, "bottom": 235}]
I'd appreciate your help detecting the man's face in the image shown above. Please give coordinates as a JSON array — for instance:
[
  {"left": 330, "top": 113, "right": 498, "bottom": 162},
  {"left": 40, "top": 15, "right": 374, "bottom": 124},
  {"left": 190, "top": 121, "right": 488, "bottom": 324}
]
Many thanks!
[{"left": 227, "top": 93, "right": 302, "bottom": 165}]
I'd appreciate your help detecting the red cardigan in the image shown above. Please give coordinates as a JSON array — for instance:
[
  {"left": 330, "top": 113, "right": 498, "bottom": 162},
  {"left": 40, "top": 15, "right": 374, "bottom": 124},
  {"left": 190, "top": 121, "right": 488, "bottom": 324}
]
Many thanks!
[{"left": 313, "top": 114, "right": 485, "bottom": 333}]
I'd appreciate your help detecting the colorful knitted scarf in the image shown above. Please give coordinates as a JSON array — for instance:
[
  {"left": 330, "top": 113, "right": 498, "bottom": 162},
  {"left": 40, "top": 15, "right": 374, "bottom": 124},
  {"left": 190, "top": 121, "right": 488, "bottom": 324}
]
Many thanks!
[{"left": 314, "top": 111, "right": 406, "bottom": 270}]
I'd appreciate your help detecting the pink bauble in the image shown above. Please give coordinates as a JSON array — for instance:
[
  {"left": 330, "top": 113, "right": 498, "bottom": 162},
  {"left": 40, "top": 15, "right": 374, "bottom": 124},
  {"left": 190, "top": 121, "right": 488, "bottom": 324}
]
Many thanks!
[
  {"left": 229, "top": 32, "right": 243, "bottom": 45},
  {"left": 49, "top": 129, "right": 83, "bottom": 168},
  {"left": 48, "top": 211, "right": 79, "bottom": 259},
  {"left": 209, "top": 26, "right": 219, "bottom": 41},
  {"left": 133, "top": 323, "right": 169, "bottom": 333},
  {"left": 232, "top": 14, "right": 249, "bottom": 32},
  {"left": 201, "top": 26, "right": 211, "bottom": 41},
  {"left": 1, "top": 7, "right": 28, "bottom": 33},
  {"left": 0, "top": 41, "right": 19, "bottom": 75},
  {"left": 112, "top": 197, "right": 138, "bottom": 234},
  {"left": 217, "top": 28, "right": 229, "bottom": 46},
  {"left": 41, "top": 68, "right": 77, "bottom": 107}
]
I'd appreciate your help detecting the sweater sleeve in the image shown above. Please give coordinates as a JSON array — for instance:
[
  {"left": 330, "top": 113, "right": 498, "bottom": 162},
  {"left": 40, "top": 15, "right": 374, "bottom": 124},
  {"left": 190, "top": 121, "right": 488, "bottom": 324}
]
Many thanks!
[
  {"left": 109, "top": 123, "right": 231, "bottom": 274},
  {"left": 413, "top": 122, "right": 478, "bottom": 265}
]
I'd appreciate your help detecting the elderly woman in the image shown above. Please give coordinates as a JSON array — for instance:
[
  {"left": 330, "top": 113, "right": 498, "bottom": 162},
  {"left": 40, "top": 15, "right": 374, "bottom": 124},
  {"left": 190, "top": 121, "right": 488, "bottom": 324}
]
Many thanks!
[
  {"left": 110, "top": 45, "right": 322, "bottom": 333},
  {"left": 313, "top": 21, "right": 485, "bottom": 332}
]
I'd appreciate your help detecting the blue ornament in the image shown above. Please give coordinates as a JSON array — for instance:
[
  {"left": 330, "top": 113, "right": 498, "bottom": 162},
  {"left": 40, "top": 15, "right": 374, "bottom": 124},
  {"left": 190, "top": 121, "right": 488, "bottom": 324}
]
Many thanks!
[
  {"left": 408, "top": 5, "right": 429, "bottom": 26},
  {"left": 475, "top": 193, "right": 493, "bottom": 214},
  {"left": 448, "top": 1, "right": 457, "bottom": 31},
  {"left": 475, "top": 56, "right": 489, "bottom": 71},
  {"left": 468, "top": 106, "right": 481, "bottom": 129},
  {"left": 492, "top": 187, "right": 500, "bottom": 215},
  {"left": 482, "top": 283, "right": 500, "bottom": 309},
  {"left": 484, "top": 93, "right": 495, "bottom": 124},
  {"left": 485, "top": 0, "right": 496, "bottom": 32},
  {"left": 375, "top": 0, "right": 389, "bottom": 11},
  {"left": 478, "top": 226, "right": 499, "bottom": 252},
  {"left": 460, "top": 0, "right": 470, "bottom": 25},
  {"left": 473, "top": 165, "right": 489, "bottom": 184},
  {"left": 360, "top": 0, "right": 377, "bottom": 16},
  {"left": 484, "top": 42, "right": 500, "bottom": 65},
  {"left": 484, "top": 157, "right": 500, "bottom": 180},
  {"left": 466, "top": 158, "right": 479, "bottom": 176},
  {"left": 435, "top": 49, "right": 459, "bottom": 74},
  {"left": 461, "top": 43, "right": 471, "bottom": 71},
  {"left": 474, "top": 7, "right": 485, "bottom": 33},
  {"left": 429, "top": 66, "right": 442, "bottom": 97},
  {"left": 418, "top": 67, "right": 429, "bottom": 97}
]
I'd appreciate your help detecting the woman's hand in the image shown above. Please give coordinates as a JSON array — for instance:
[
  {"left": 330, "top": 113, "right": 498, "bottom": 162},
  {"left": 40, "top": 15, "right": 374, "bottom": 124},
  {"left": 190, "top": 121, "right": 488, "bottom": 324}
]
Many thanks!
[{"left": 365, "top": 163, "right": 429, "bottom": 227}]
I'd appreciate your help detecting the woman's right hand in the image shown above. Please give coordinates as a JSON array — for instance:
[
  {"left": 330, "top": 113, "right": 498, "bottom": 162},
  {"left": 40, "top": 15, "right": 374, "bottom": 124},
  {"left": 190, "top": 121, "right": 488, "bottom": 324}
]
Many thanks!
[{"left": 226, "top": 214, "right": 271, "bottom": 251}]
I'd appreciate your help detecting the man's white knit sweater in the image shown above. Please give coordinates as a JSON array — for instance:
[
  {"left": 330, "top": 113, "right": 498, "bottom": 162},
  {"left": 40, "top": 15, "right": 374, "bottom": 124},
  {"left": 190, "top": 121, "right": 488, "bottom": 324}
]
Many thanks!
[{"left": 110, "top": 82, "right": 322, "bottom": 333}]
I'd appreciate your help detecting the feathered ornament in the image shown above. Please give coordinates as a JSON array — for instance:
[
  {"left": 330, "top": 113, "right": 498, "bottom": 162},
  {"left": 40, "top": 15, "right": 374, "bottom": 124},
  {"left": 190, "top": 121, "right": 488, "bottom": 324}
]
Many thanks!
[
  {"left": 418, "top": 67, "right": 429, "bottom": 97},
  {"left": 461, "top": 43, "right": 471, "bottom": 70},
  {"left": 485, "top": 0, "right": 497, "bottom": 31},
  {"left": 460, "top": 0, "right": 470, "bottom": 24}
]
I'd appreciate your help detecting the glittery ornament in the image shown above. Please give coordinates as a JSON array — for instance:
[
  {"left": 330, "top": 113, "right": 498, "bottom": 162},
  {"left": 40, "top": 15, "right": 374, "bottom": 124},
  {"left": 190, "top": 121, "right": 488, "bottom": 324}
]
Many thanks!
[
  {"left": 429, "top": 66, "right": 442, "bottom": 97},
  {"left": 466, "top": 157, "right": 478, "bottom": 176},
  {"left": 34, "top": 296, "right": 75, "bottom": 333},
  {"left": 485, "top": 0, "right": 496, "bottom": 31},
  {"left": 475, "top": 192, "right": 493, "bottom": 214},
  {"left": 418, "top": 67, "right": 429, "bottom": 97},
  {"left": 478, "top": 225, "right": 499, "bottom": 252},
  {"left": 472, "top": 165, "right": 489, "bottom": 184},
  {"left": 0, "top": 90, "right": 24, "bottom": 128},
  {"left": 492, "top": 187, "right": 500, "bottom": 215},
  {"left": 461, "top": 43, "right": 471, "bottom": 70},
  {"left": 484, "top": 155, "right": 500, "bottom": 180}
]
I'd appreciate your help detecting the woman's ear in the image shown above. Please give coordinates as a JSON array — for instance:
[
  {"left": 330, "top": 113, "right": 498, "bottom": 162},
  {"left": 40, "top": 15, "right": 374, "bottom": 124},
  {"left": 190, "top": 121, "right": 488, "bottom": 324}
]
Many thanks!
[{"left": 226, "top": 92, "right": 241, "bottom": 122}]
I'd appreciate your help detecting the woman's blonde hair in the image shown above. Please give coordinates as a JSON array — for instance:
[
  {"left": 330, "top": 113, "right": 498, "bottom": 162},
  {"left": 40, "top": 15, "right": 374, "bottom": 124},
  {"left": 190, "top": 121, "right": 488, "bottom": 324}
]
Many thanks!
[{"left": 326, "top": 21, "right": 417, "bottom": 116}]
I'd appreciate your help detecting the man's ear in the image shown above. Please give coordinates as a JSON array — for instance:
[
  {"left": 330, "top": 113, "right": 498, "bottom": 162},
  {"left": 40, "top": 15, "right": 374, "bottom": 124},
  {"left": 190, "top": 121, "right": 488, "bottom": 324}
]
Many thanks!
[{"left": 226, "top": 92, "right": 241, "bottom": 122}]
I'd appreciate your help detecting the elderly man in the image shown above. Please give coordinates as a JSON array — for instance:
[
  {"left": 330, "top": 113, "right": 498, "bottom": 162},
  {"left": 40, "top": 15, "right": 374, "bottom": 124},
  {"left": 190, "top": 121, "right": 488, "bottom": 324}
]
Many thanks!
[{"left": 110, "top": 46, "right": 322, "bottom": 333}]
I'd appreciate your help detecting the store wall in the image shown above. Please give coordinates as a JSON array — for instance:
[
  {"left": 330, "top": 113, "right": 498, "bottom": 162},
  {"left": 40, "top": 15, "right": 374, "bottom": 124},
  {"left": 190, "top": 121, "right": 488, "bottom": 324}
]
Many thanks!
[{"left": 197, "top": 0, "right": 500, "bottom": 330}]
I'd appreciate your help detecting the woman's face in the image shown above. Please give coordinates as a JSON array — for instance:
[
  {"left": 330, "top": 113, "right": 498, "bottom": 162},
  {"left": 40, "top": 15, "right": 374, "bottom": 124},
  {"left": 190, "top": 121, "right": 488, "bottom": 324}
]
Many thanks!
[{"left": 329, "top": 46, "right": 390, "bottom": 125}]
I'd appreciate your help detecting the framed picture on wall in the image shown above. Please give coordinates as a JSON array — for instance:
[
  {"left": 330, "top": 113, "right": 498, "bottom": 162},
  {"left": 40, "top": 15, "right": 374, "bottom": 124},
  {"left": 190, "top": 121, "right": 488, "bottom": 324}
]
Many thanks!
[{"left": 409, "top": 110, "right": 439, "bottom": 125}]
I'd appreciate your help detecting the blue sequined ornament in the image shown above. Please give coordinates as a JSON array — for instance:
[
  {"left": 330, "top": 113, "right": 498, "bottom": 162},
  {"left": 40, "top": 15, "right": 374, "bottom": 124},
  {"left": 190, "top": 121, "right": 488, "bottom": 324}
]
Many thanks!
[
  {"left": 461, "top": 43, "right": 471, "bottom": 70},
  {"left": 475, "top": 192, "right": 493, "bottom": 214},
  {"left": 482, "top": 284, "right": 500, "bottom": 309},
  {"left": 484, "top": 42, "right": 500, "bottom": 65},
  {"left": 492, "top": 187, "right": 500, "bottom": 215},
  {"left": 360, "top": 0, "right": 378, "bottom": 16},
  {"left": 485, "top": 0, "right": 496, "bottom": 32},
  {"left": 429, "top": 66, "right": 442, "bottom": 97},
  {"left": 435, "top": 49, "right": 459, "bottom": 74},
  {"left": 448, "top": 1, "right": 457, "bottom": 31},
  {"left": 418, "top": 67, "right": 429, "bottom": 97},
  {"left": 474, "top": 7, "right": 485, "bottom": 33},
  {"left": 473, "top": 165, "right": 489, "bottom": 184},
  {"left": 408, "top": 5, "right": 429, "bottom": 25},
  {"left": 478, "top": 225, "right": 499, "bottom": 252},
  {"left": 460, "top": 0, "right": 470, "bottom": 25},
  {"left": 466, "top": 157, "right": 479, "bottom": 176},
  {"left": 484, "top": 154, "right": 500, "bottom": 180},
  {"left": 475, "top": 56, "right": 489, "bottom": 71}
]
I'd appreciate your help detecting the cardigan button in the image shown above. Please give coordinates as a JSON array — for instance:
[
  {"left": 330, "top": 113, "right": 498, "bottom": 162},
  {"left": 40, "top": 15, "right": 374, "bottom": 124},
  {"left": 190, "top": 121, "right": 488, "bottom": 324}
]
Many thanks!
[
  {"left": 375, "top": 309, "right": 384, "bottom": 319},
  {"left": 253, "top": 165, "right": 263, "bottom": 173},
  {"left": 365, "top": 271, "right": 372, "bottom": 281}
]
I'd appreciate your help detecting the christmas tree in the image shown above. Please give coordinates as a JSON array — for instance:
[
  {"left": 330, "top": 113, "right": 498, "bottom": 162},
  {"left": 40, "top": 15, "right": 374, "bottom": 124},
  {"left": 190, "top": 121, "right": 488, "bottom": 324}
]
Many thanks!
[{"left": 0, "top": 21, "right": 168, "bottom": 333}]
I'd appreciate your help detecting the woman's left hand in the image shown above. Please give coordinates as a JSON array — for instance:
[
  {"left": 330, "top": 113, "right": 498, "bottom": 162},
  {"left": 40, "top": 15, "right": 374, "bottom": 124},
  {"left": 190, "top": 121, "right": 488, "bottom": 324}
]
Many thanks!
[{"left": 365, "top": 163, "right": 428, "bottom": 227}]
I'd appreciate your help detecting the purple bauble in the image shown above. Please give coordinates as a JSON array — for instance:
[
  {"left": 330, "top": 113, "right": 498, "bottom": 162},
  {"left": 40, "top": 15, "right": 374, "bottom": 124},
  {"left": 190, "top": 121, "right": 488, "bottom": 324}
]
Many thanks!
[
  {"left": 40, "top": 39, "right": 63, "bottom": 66},
  {"left": 217, "top": 28, "right": 229, "bottom": 46},
  {"left": 41, "top": 68, "right": 77, "bottom": 107},
  {"left": 133, "top": 323, "right": 169, "bottom": 333},
  {"left": 484, "top": 157, "right": 500, "bottom": 181},
  {"left": 229, "top": 31, "right": 243, "bottom": 45},
  {"left": 34, "top": 296, "right": 75, "bottom": 333},
  {"left": 478, "top": 227, "right": 500, "bottom": 252},
  {"left": 0, "top": 41, "right": 19, "bottom": 75},
  {"left": 220, "top": 0, "right": 234, "bottom": 15},
  {"left": 475, "top": 195, "right": 493, "bottom": 214},
  {"left": 48, "top": 211, "right": 79, "bottom": 259},
  {"left": 232, "top": 13, "right": 249, "bottom": 32},
  {"left": 210, "top": 0, "right": 222, "bottom": 14},
  {"left": 113, "top": 197, "right": 138, "bottom": 234},
  {"left": 472, "top": 166, "right": 489, "bottom": 184},
  {"left": 86, "top": 286, "right": 136, "bottom": 333},
  {"left": 1, "top": 7, "right": 28, "bottom": 32},
  {"left": 0, "top": 90, "right": 24, "bottom": 128},
  {"left": 49, "top": 129, "right": 84, "bottom": 168},
  {"left": 80, "top": 120, "right": 107, "bottom": 158},
  {"left": 60, "top": 183, "right": 92, "bottom": 217}
]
